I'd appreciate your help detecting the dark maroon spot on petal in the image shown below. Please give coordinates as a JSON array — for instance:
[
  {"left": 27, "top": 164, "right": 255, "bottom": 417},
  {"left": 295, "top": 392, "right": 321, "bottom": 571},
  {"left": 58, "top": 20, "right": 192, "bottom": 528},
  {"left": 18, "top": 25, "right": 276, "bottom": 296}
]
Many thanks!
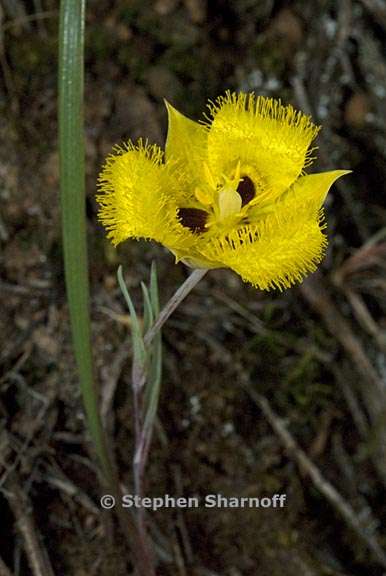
[
  {"left": 178, "top": 207, "right": 208, "bottom": 233},
  {"left": 237, "top": 176, "right": 255, "bottom": 206}
]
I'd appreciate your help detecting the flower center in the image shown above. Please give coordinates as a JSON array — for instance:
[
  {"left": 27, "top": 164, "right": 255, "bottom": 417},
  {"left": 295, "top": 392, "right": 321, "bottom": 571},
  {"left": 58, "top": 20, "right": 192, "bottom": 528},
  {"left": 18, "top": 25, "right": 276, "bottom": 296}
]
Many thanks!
[
  {"left": 178, "top": 164, "right": 258, "bottom": 234},
  {"left": 217, "top": 185, "right": 242, "bottom": 220},
  {"left": 216, "top": 174, "right": 256, "bottom": 220}
]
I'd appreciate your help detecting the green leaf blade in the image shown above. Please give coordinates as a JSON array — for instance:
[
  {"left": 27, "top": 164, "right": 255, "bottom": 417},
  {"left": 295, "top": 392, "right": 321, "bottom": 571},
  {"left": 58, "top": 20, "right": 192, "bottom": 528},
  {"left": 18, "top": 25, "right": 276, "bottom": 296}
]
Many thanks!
[{"left": 59, "top": 0, "right": 111, "bottom": 479}]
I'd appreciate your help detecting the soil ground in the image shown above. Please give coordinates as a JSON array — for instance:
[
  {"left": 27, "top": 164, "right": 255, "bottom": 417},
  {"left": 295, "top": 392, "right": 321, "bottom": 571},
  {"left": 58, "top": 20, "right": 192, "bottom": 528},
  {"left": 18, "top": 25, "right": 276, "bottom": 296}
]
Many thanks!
[{"left": 1, "top": 1, "right": 386, "bottom": 575}]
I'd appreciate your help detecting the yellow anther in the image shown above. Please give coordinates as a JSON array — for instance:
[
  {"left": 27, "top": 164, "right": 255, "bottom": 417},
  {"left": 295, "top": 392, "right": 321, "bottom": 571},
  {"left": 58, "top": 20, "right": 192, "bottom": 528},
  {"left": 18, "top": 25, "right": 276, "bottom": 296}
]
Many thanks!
[
  {"left": 195, "top": 187, "right": 213, "bottom": 206},
  {"left": 233, "top": 160, "right": 241, "bottom": 185},
  {"left": 203, "top": 162, "right": 217, "bottom": 189}
]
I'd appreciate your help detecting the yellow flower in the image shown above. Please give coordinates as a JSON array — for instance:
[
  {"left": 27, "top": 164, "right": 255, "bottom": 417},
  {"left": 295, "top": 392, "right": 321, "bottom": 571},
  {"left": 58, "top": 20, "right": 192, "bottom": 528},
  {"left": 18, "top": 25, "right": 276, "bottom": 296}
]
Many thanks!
[{"left": 97, "top": 91, "right": 350, "bottom": 290}]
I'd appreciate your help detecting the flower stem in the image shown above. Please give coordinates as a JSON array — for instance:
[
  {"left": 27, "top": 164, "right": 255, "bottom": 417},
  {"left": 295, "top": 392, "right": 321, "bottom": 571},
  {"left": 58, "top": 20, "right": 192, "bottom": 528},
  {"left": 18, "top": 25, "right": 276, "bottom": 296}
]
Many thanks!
[
  {"left": 144, "top": 268, "right": 208, "bottom": 347},
  {"left": 130, "top": 266, "right": 207, "bottom": 574}
]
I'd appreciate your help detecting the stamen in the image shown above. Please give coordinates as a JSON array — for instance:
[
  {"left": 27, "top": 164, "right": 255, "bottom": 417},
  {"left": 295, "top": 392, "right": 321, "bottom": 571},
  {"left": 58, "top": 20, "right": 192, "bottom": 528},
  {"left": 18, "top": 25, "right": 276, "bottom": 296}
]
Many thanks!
[
  {"left": 237, "top": 176, "right": 255, "bottom": 206},
  {"left": 203, "top": 162, "right": 217, "bottom": 189},
  {"left": 178, "top": 208, "right": 208, "bottom": 233},
  {"left": 195, "top": 186, "right": 213, "bottom": 206}
]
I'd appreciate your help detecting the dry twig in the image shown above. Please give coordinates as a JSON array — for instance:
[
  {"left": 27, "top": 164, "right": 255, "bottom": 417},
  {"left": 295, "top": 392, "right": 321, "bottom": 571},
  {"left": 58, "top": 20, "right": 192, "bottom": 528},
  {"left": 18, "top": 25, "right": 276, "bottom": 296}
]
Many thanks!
[
  {"left": 300, "top": 274, "right": 386, "bottom": 485},
  {"left": 0, "top": 555, "right": 14, "bottom": 576},
  {"left": 249, "top": 390, "right": 386, "bottom": 569},
  {"left": 359, "top": 0, "right": 386, "bottom": 30},
  {"left": 4, "top": 474, "right": 55, "bottom": 576}
]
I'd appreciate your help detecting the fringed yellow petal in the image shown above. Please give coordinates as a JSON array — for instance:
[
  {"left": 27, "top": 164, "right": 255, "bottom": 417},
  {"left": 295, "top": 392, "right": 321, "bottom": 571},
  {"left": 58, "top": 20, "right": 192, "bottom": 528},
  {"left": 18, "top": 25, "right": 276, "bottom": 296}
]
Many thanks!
[
  {"left": 248, "top": 169, "right": 351, "bottom": 223},
  {"left": 206, "top": 91, "right": 320, "bottom": 204},
  {"left": 97, "top": 93, "right": 349, "bottom": 291},
  {"left": 165, "top": 100, "right": 208, "bottom": 200},
  {"left": 97, "top": 141, "right": 195, "bottom": 253},
  {"left": 200, "top": 206, "right": 327, "bottom": 290},
  {"left": 282, "top": 169, "right": 352, "bottom": 211}
]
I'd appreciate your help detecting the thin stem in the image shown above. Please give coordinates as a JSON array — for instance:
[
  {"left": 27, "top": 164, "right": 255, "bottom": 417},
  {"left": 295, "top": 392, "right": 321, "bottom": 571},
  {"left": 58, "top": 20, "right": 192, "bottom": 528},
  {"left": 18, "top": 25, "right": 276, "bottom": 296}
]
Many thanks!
[
  {"left": 130, "top": 266, "right": 207, "bottom": 576},
  {"left": 144, "top": 268, "right": 207, "bottom": 348}
]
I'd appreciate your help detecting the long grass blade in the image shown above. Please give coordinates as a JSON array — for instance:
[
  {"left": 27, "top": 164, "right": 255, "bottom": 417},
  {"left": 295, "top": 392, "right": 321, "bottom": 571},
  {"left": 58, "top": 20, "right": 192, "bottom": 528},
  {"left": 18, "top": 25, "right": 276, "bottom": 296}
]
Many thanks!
[
  {"left": 141, "top": 281, "right": 154, "bottom": 335},
  {"left": 58, "top": 0, "right": 111, "bottom": 479},
  {"left": 144, "top": 263, "right": 162, "bottom": 432},
  {"left": 117, "top": 266, "right": 146, "bottom": 369}
]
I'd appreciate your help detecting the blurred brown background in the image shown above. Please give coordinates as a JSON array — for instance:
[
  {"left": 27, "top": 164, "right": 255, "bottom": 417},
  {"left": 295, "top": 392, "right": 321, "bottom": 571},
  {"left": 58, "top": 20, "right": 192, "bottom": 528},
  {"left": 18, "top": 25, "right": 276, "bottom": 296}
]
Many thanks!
[{"left": 1, "top": 0, "right": 386, "bottom": 574}]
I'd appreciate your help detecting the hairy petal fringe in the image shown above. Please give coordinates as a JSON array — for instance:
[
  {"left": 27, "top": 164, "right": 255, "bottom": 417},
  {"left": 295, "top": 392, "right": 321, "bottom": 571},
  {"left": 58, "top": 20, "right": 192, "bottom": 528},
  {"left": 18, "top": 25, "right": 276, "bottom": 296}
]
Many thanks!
[
  {"left": 96, "top": 95, "right": 351, "bottom": 291},
  {"left": 206, "top": 91, "right": 321, "bottom": 205},
  {"left": 200, "top": 208, "right": 328, "bottom": 290},
  {"left": 97, "top": 141, "right": 196, "bottom": 254}
]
